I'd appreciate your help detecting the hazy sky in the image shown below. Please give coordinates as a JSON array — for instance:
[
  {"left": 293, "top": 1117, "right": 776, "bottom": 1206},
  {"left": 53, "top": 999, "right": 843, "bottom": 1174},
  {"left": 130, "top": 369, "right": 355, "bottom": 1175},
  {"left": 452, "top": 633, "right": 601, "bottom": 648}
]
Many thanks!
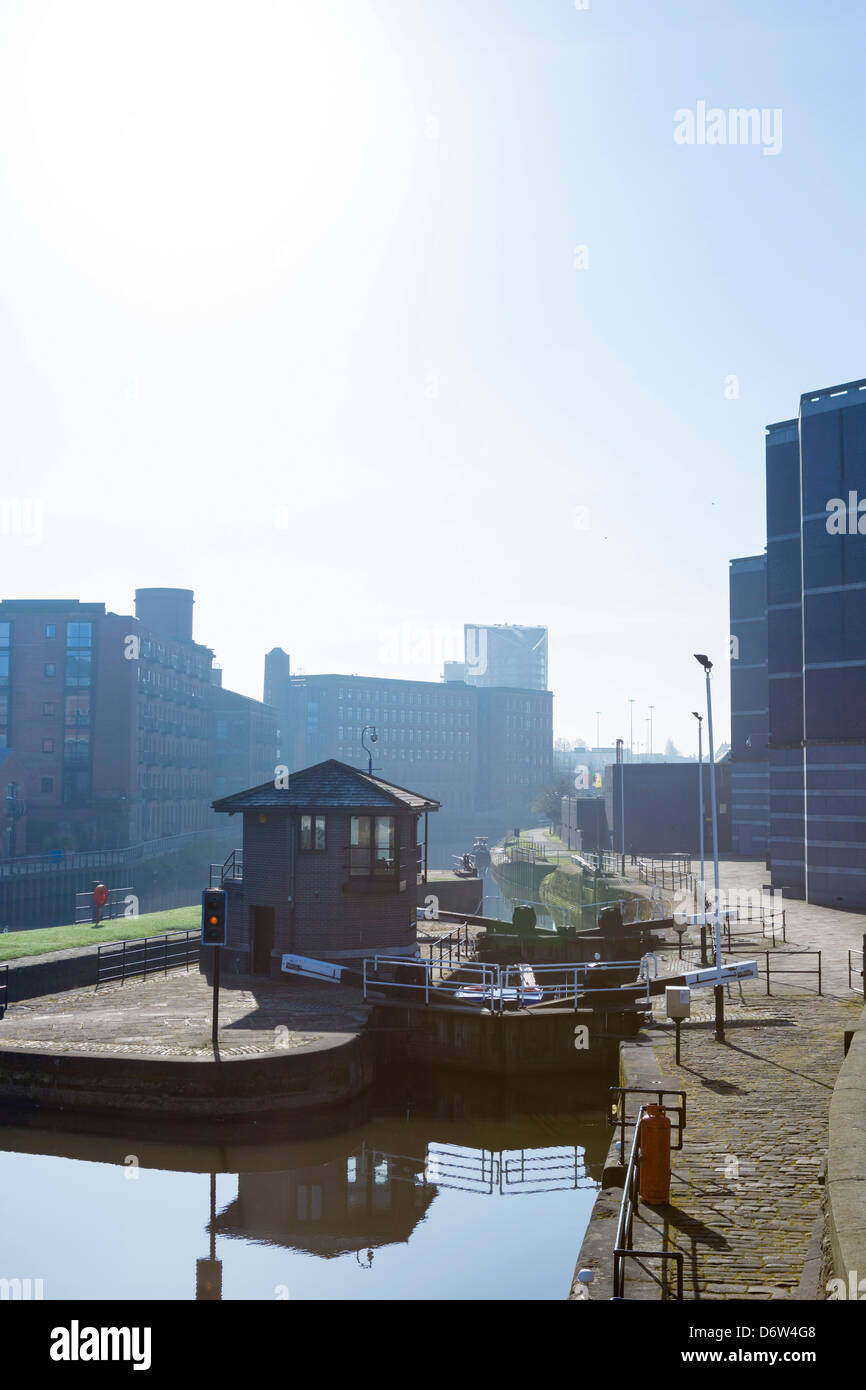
[{"left": 1, "top": 0, "right": 863, "bottom": 756}]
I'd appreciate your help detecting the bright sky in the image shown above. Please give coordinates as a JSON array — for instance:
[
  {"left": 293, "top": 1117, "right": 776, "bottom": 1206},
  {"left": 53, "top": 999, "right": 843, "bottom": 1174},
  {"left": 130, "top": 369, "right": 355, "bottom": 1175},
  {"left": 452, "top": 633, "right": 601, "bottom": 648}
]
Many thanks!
[{"left": 1, "top": 0, "right": 863, "bottom": 756}]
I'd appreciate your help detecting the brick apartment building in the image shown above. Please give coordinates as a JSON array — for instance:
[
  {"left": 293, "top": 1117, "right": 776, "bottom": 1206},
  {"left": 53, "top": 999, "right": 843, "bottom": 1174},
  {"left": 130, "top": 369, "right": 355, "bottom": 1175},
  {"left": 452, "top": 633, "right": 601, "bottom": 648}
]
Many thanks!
[
  {"left": 0, "top": 589, "right": 277, "bottom": 855},
  {"left": 263, "top": 660, "right": 553, "bottom": 844}
]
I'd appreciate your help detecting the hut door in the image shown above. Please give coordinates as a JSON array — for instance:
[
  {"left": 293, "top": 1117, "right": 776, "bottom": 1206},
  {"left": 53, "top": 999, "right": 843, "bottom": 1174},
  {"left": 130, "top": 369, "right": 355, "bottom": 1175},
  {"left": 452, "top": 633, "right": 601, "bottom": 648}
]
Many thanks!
[{"left": 251, "top": 906, "right": 275, "bottom": 975}]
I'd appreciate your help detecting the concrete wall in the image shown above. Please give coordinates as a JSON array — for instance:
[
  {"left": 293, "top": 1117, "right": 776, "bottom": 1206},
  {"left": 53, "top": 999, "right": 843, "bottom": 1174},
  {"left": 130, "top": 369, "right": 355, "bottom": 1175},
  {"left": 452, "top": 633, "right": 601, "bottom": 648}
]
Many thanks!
[
  {"left": 826, "top": 1004, "right": 866, "bottom": 1287},
  {"left": 0, "top": 1030, "right": 374, "bottom": 1119}
]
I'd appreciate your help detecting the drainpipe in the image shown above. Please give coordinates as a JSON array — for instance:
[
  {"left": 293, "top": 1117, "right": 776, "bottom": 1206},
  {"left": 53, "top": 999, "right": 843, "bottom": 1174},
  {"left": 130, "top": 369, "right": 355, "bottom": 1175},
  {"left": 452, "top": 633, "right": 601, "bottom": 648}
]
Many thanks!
[{"left": 288, "top": 814, "right": 296, "bottom": 952}]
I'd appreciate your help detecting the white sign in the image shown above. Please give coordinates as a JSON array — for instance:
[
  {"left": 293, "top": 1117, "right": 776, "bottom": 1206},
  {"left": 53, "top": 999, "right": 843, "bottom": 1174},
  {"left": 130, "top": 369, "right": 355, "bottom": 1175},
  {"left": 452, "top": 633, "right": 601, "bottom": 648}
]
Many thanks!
[
  {"left": 281, "top": 954, "right": 342, "bottom": 982},
  {"left": 683, "top": 961, "right": 758, "bottom": 989}
]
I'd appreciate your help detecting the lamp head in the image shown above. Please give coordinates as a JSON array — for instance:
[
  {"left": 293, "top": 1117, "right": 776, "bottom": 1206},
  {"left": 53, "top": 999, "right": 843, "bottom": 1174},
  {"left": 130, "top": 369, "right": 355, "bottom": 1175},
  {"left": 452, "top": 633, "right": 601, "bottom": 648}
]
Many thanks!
[
  {"left": 691, "top": 711, "right": 702, "bottom": 721},
  {"left": 694, "top": 653, "right": 713, "bottom": 672}
]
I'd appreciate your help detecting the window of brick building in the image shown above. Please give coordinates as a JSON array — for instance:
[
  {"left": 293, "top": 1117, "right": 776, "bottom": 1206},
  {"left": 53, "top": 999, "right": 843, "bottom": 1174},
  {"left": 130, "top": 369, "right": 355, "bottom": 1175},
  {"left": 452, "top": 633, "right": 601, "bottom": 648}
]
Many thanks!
[{"left": 299, "top": 814, "right": 326, "bottom": 851}]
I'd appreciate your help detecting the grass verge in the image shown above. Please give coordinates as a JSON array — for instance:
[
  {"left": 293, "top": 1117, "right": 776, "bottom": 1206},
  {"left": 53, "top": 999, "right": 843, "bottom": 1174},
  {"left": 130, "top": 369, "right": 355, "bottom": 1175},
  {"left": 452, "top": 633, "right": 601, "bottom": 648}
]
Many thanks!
[{"left": 0, "top": 905, "right": 201, "bottom": 963}]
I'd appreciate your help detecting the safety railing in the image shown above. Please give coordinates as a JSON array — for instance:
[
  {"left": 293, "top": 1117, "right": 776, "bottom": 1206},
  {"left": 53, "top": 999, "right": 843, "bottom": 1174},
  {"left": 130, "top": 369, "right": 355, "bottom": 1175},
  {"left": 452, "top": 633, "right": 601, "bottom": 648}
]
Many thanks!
[
  {"left": 209, "top": 850, "right": 243, "bottom": 888},
  {"left": 638, "top": 855, "right": 692, "bottom": 892},
  {"left": 848, "top": 941, "right": 865, "bottom": 999},
  {"left": 582, "top": 851, "right": 625, "bottom": 875},
  {"left": 0, "top": 963, "right": 7, "bottom": 1019},
  {"left": 96, "top": 931, "right": 200, "bottom": 986},
  {"left": 362, "top": 954, "right": 659, "bottom": 1012},
  {"left": 418, "top": 923, "right": 477, "bottom": 973},
  {"left": 612, "top": 1100, "right": 685, "bottom": 1300},
  {"left": 74, "top": 886, "right": 135, "bottom": 925},
  {"left": 762, "top": 948, "right": 821, "bottom": 996}
]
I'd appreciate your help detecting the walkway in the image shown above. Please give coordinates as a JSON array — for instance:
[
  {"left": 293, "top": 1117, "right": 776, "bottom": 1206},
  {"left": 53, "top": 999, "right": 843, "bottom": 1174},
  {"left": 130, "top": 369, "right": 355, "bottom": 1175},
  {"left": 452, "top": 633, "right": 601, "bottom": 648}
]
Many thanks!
[
  {"left": 574, "top": 858, "right": 865, "bottom": 1300},
  {"left": 0, "top": 969, "right": 371, "bottom": 1059}
]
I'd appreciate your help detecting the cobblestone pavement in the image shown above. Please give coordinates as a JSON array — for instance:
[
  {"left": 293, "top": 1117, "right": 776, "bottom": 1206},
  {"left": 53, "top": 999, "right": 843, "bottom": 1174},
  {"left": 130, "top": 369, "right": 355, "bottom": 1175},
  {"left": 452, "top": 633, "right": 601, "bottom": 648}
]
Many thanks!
[
  {"left": 0, "top": 970, "right": 371, "bottom": 1058},
  {"left": 612, "top": 859, "right": 865, "bottom": 1300}
]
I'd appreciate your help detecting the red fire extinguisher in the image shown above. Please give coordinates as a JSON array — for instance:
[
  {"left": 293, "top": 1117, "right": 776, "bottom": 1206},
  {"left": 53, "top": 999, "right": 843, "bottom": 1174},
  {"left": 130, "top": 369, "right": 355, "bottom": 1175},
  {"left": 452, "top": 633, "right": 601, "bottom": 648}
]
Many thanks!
[{"left": 639, "top": 1103, "right": 671, "bottom": 1205}]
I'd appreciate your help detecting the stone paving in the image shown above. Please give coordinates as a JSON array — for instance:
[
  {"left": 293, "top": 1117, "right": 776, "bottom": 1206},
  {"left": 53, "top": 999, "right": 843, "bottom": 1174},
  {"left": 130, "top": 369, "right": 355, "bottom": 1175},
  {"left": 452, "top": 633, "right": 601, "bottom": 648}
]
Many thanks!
[
  {"left": 599, "top": 859, "right": 865, "bottom": 1301},
  {"left": 0, "top": 969, "right": 371, "bottom": 1059}
]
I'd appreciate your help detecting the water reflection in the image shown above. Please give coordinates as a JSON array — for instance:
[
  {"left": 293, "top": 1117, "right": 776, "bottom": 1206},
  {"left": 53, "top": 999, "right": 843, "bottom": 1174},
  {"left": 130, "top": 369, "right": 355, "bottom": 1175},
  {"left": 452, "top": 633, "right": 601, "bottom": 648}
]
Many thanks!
[{"left": 0, "top": 1072, "right": 609, "bottom": 1300}]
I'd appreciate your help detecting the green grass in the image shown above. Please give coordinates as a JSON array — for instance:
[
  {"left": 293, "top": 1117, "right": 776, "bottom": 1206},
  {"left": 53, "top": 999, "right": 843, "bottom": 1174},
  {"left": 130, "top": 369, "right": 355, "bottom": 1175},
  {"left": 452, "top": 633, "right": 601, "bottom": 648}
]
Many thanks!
[{"left": 0, "top": 904, "right": 201, "bottom": 963}]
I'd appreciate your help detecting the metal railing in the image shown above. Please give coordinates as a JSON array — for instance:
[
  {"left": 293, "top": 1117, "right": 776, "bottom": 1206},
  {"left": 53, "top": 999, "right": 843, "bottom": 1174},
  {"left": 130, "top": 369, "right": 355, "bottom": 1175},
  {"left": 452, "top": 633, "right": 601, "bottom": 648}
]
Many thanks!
[
  {"left": 848, "top": 941, "right": 865, "bottom": 999},
  {"left": 362, "top": 954, "right": 658, "bottom": 1012},
  {"left": 74, "top": 886, "right": 135, "bottom": 925},
  {"left": 610, "top": 1086, "right": 687, "bottom": 1300},
  {"left": 638, "top": 855, "right": 692, "bottom": 891},
  {"left": 0, "top": 828, "right": 228, "bottom": 879},
  {"left": 418, "top": 923, "right": 477, "bottom": 973},
  {"left": 209, "top": 849, "right": 243, "bottom": 888},
  {"left": 96, "top": 931, "right": 200, "bottom": 986},
  {"left": 613, "top": 1103, "right": 685, "bottom": 1300},
  {"left": 0, "top": 963, "right": 7, "bottom": 1018}
]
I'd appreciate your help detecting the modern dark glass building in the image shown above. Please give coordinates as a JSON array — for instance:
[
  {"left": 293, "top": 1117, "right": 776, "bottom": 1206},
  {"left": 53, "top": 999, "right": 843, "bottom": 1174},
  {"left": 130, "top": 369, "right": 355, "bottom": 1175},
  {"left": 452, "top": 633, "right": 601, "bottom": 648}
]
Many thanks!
[
  {"left": 729, "top": 554, "right": 769, "bottom": 857},
  {"left": 739, "top": 376, "right": 866, "bottom": 909}
]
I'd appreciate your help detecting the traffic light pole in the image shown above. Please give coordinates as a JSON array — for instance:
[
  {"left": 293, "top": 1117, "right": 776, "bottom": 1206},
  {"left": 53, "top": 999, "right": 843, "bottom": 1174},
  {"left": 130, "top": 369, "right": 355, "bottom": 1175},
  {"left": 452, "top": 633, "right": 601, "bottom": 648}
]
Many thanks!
[{"left": 212, "top": 946, "right": 221, "bottom": 1051}]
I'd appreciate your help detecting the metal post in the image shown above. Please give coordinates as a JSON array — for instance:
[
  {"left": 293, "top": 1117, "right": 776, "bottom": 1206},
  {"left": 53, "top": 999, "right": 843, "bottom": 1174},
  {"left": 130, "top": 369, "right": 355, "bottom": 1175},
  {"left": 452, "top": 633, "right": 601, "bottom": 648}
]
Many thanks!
[
  {"left": 675, "top": 1019, "right": 681, "bottom": 1066},
  {"left": 818, "top": 950, "right": 822, "bottom": 997},
  {"left": 700, "top": 663, "right": 724, "bottom": 1043},
  {"left": 862, "top": 933, "right": 866, "bottom": 1002},
  {"left": 211, "top": 946, "right": 220, "bottom": 1049},
  {"left": 616, "top": 738, "right": 625, "bottom": 875},
  {"left": 692, "top": 710, "right": 705, "bottom": 944},
  {"left": 766, "top": 951, "right": 771, "bottom": 996}
]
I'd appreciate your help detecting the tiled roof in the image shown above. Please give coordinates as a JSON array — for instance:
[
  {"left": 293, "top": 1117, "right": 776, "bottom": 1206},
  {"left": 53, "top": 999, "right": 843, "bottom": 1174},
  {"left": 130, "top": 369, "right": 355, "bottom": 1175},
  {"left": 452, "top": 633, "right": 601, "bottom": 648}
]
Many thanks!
[{"left": 212, "top": 759, "right": 440, "bottom": 813}]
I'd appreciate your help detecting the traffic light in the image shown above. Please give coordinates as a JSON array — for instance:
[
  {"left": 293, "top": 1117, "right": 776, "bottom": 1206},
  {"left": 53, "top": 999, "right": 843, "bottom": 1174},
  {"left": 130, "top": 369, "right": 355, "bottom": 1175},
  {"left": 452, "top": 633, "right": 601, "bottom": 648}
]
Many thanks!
[{"left": 201, "top": 889, "right": 228, "bottom": 946}]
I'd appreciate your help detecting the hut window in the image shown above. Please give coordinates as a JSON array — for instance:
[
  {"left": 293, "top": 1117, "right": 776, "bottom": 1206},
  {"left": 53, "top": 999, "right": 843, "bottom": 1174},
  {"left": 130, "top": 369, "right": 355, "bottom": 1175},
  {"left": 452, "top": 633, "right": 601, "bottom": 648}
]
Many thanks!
[
  {"left": 299, "top": 814, "right": 326, "bottom": 851},
  {"left": 350, "top": 815, "right": 397, "bottom": 875}
]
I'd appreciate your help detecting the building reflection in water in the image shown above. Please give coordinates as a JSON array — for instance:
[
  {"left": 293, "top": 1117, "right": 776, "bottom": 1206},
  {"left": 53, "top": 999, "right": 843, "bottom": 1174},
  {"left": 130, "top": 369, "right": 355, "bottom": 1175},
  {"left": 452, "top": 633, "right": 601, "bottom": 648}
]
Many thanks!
[{"left": 0, "top": 1071, "right": 610, "bottom": 1296}]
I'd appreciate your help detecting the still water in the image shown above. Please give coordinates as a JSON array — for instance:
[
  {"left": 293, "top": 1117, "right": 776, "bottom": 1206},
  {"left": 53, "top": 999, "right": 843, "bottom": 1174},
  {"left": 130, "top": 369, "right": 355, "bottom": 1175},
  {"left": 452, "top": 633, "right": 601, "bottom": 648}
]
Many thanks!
[{"left": 0, "top": 1072, "right": 609, "bottom": 1301}]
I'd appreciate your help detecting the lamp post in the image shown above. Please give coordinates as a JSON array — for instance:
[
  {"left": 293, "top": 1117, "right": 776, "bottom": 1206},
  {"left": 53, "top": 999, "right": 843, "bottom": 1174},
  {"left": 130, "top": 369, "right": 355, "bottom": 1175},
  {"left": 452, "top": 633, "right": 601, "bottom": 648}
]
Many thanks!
[
  {"left": 692, "top": 710, "right": 706, "bottom": 964},
  {"left": 694, "top": 654, "right": 724, "bottom": 1041},
  {"left": 361, "top": 726, "right": 378, "bottom": 775},
  {"left": 595, "top": 711, "right": 601, "bottom": 749},
  {"left": 616, "top": 738, "right": 625, "bottom": 874},
  {"left": 628, "top": 698, "right": 635, "bottom": 760}
]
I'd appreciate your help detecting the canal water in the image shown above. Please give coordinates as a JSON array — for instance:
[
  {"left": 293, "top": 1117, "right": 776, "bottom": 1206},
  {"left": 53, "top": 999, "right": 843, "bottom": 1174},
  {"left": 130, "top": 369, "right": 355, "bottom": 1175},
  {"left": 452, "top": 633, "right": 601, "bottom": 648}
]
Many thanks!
[
  {"left": 482, "top": 871, "right": 556, "bottom": 930},
  {"left": 0, "top": 1070, "right": 609, "bottom": 1301}
]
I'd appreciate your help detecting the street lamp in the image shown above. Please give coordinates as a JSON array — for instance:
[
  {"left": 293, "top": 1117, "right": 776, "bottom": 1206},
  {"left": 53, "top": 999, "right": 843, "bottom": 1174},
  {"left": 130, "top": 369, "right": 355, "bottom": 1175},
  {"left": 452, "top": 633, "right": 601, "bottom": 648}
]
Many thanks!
[
  {"left": 694, "top": 654, "right": 724, "bottom": 1041},
  {"left": 616, "top": 737, "right": 625, "bottom": 874},
  {"left": 691, "top": 710, "right": 706, "bottom": 962},
  {"left": 628, "top": 698, "right": 635, "bottom": 761},
  {"left": 361, "top": 726, "right": 378, "bottom": 776}
]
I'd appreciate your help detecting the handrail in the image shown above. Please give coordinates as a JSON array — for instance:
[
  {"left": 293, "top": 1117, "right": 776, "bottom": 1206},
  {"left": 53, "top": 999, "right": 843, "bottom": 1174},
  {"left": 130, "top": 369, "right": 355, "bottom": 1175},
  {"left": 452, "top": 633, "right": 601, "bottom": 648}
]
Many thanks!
[
  {"left": 612, "top": 1103, "right": 685, "bottom": 1300},
  {"left": 362, "top": 955, "right": 658, "bottom": 1012},
  {"left": 96, "top": 931, "right": 199, "bottom": 986},
  {"left": 848, "top": 941, "right": 865, "bottom": 999}
]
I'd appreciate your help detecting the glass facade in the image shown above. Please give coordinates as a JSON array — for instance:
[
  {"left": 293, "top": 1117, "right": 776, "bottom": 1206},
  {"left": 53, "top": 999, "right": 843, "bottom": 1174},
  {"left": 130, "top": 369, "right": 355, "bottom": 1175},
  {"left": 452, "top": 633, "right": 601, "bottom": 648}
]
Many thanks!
[
  {"left": 62, "top": 621, "right": 92, "bottom": 803},
  {"left": 729, "top": 554, "right": 769, "bottom": 857},
  {"left": 759, "top": 381, "right": 866, "bottom": 908}
]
